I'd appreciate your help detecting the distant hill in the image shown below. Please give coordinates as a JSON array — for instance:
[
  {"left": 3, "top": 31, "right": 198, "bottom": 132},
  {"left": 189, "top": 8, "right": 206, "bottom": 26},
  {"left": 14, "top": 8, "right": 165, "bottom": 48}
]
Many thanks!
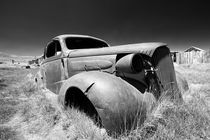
[
  {"left": 0, "top": 52, "right": 15, "bottom": 58},
  {"left": 0, "top": 51, "right": 34, "bottom": 64}
]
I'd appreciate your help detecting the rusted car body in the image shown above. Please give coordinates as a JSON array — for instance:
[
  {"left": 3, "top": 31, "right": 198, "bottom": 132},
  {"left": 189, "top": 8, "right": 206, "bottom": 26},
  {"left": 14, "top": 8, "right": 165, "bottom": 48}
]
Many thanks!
[{"left": 38, "top": 34, "right": 182, "bottom": 134}]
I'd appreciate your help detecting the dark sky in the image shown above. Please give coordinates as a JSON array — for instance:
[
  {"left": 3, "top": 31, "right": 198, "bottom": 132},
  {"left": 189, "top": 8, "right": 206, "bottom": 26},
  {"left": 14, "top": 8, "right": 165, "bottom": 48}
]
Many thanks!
[{"left": 0, "top": 0, "right": 210, "bottom": 56}]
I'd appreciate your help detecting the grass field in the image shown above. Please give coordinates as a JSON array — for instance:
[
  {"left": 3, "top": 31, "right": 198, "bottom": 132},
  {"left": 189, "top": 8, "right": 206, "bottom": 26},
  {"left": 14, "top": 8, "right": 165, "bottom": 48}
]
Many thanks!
[{"left": 0, "top": 63, "right": 210, "bottom": 140}]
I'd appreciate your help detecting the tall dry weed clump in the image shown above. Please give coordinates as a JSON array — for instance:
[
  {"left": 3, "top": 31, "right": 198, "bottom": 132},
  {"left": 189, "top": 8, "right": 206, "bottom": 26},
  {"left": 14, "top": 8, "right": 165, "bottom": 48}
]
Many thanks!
[
  {"left": 148, "top": 97, "right": 210, "bottom": 139},
  {"left": 8, "top": 74, "right": 58, "bottom": 138},
  {"left": 124, "top": 90, "right": 210, "bottom": 140},
  {"left": 137, "top": 64, "right": 210, "bottom": 140},
  {"left": 124, "top": 63, "right": 210, "bottom": 139}
]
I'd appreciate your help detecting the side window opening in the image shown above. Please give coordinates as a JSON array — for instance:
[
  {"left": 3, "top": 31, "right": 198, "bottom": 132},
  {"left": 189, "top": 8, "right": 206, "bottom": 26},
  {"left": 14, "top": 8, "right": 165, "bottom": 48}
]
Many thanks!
[{"left": 45, "top": 41, "right": 62, "bottom": 58}]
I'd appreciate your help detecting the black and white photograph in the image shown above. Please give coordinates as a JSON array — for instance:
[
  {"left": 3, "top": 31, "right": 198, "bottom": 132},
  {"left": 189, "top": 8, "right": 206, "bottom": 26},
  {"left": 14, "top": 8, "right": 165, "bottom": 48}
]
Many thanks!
[{"left": 0, "top": 0, "right": 210, "bottom": 139}]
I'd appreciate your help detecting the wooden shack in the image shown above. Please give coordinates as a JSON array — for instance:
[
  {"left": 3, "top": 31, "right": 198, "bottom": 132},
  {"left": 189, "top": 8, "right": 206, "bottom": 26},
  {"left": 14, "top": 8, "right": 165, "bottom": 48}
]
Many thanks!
[
  {"left": 184, "top": 47, "right": 205, "bottom": 64},
  {"left": 172, "top": 46, "right": 206, "bottom": 64}
]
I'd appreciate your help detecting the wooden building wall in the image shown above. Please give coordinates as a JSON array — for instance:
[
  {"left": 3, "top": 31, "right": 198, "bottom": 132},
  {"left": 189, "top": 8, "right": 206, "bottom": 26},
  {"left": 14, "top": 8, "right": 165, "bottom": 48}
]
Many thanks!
[{"left": 172, "top": 50, "right": 208, "bottom": 64}]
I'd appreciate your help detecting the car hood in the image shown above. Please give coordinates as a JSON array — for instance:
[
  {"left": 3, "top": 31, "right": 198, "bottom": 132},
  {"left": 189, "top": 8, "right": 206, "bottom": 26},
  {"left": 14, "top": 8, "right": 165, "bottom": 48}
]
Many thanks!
[{"left": 67, "top": 42, "right": 167, "bottom": 58}]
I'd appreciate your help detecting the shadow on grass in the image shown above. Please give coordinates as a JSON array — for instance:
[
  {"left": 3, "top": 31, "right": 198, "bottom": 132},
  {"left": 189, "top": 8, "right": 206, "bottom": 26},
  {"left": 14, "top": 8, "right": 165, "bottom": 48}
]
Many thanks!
[
  {"left": 0, "top": 78, "right": 7, "bottom": 90},
  {"left": 0, "top": 84, "right": 7, "bottom": 90},
  {"left": 0, "top": 126, "right": 17, "bottom": 140}
]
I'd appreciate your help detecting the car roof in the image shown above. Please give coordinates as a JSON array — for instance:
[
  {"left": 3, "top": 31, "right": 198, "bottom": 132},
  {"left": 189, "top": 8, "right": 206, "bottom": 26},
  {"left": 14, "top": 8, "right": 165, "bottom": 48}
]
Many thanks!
[{"left": 53, "top": 34, "right": 108, "bottom": 44}]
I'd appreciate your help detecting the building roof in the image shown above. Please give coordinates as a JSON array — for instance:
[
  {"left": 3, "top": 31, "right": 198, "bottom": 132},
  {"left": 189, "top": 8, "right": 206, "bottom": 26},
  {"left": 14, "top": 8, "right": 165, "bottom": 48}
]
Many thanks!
[
  {"left": 171, "top": 51, "right": 179, "bottom": 54},
  {"left": 184, "top": 46, "right": 205, "bottom": 52}
]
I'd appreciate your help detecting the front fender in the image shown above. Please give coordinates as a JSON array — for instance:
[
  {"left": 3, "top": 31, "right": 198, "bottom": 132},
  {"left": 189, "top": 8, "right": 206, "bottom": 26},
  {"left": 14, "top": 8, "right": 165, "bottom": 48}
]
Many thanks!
[{"left": 58, "top": 71, "right": 156, "bottom": 133}]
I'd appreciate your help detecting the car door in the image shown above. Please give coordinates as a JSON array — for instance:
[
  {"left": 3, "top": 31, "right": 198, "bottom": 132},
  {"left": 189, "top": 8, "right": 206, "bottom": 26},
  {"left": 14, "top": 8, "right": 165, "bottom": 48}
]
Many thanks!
[{"left": 42, "top": 40, "right": 64, "bottom": 94}]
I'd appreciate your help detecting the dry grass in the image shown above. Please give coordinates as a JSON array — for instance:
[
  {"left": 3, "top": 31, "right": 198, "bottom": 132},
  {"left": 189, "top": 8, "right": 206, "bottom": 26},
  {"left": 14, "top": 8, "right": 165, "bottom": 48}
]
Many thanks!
[
  {"left": 0, "top": 67, "right": 32, "bottom": 140},
  {"left": 1, "top": 63, "right": 210, "bottom": 140},
  {"left": 122, "top": 63, "right": 210, "bottom": 139},
  {"left": 1, "top": 67, "right": 109, "bottom": 140},
  {"left": 147, "top": 94, "right": 210, "bottom": 139}
]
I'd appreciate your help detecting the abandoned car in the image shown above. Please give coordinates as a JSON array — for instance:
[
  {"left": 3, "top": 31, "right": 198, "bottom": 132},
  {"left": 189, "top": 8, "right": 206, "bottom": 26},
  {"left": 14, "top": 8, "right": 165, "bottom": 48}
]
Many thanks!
[{"left": 37, "top": 34, "right": 182, "bottom": 134}]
